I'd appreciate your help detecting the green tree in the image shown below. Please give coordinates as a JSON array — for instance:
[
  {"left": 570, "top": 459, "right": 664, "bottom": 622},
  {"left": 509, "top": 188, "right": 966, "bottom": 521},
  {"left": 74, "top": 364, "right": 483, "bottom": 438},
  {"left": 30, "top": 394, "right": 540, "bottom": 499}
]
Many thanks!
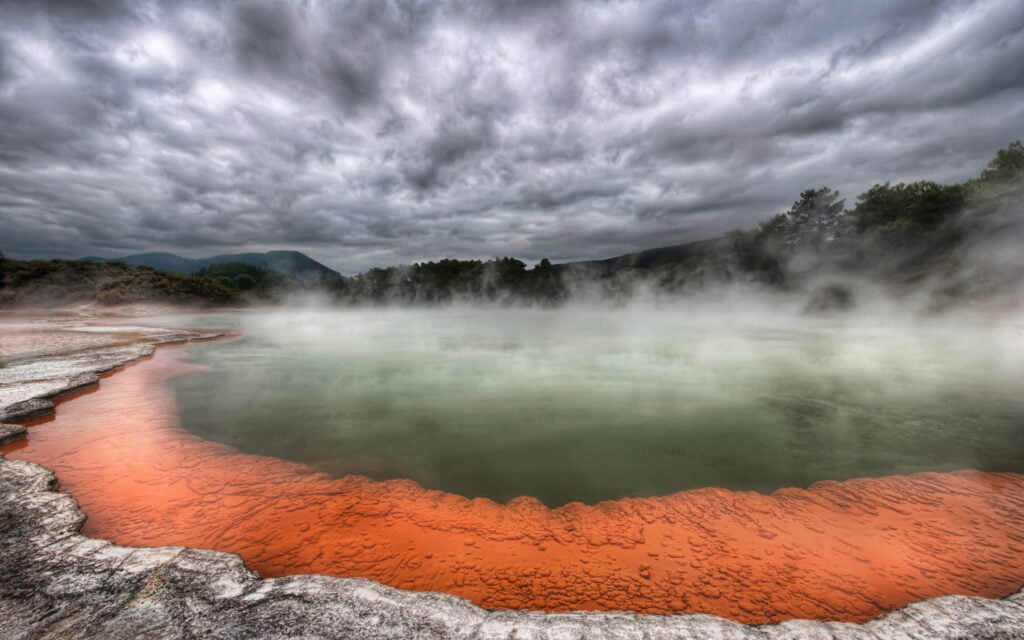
[
  {"left": 962, "top": 141, "right": 1024, "bottom": 232},
  {"left": 850, "top": 181, "right": 965, "bottom": 247},
  {"left": 779, "top": 188, "right": 845, "bottom": 248},
  {"left": 214, "top": 275, "right": 235, "bottom": 289},
  {"left": 978, "top": 140, "right": 1024, "bottom": 183},
  {"left": 234, "top": 273, "right": 257, "bottom": 290}
]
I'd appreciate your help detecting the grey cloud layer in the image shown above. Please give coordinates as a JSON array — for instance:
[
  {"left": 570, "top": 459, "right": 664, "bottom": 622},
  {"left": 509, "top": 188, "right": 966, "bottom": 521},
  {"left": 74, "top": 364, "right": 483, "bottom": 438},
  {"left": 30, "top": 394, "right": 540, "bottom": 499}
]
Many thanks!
[{"left": 1, "top": 0, "right": 1022, "bottom": 272}]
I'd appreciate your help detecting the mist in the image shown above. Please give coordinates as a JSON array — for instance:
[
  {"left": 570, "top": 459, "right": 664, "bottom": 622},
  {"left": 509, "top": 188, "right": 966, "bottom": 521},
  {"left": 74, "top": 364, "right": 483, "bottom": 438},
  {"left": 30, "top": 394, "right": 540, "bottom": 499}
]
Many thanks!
[
  {"left": 150, "top": 162, "right": 1024, "bottom": 508},
  {"left": 150, "top": 290, "right": 1024, "bottom": 507},
  {"left": 278, "top": 142, "right": 1023, "bottom": 324}
]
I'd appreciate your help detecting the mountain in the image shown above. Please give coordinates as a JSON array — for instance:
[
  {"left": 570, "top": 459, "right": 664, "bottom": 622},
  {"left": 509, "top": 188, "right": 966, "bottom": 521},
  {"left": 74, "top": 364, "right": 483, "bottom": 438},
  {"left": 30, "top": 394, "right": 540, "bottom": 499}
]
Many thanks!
[
  {"left": 558, "top": 238, "right": 719, "bottom": 275},
  {"left": 79, "top": 252, "right": 198, "bottom": 274},
  {"left": 80, "top": 250, "right": 341, "bottom": 282}
]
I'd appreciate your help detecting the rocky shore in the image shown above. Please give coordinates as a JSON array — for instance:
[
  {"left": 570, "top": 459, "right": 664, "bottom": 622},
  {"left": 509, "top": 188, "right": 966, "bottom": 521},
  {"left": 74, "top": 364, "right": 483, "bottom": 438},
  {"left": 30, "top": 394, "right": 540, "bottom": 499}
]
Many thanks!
[{"left": 1, "top": 315, "right": 1023, "bottom": 638}]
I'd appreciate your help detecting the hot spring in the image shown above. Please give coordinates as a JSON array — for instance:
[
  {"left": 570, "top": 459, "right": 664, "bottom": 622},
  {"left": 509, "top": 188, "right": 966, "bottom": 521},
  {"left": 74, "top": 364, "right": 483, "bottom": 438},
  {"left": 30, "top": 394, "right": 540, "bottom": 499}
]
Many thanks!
[
  {"left": 161, "top": 305, "right": 1024, "bottom": 505},
  {"left": 7, "top": 304, "right": 1024, "bottom": 622}
]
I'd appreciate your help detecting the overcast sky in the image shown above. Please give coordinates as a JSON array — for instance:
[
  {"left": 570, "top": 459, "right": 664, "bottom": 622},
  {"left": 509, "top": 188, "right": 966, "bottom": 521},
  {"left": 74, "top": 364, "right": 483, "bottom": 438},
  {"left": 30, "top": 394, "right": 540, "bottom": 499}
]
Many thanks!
[{"left": 1, "top": 0, "right": 1022, "bottom": 273}]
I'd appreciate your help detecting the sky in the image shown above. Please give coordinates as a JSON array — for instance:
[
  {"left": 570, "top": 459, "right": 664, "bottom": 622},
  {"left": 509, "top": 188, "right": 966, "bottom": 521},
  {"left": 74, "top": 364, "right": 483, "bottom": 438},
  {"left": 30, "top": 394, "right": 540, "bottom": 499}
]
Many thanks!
[{"left": 1, "top": 0, "right": 1022, "bottom": 273}]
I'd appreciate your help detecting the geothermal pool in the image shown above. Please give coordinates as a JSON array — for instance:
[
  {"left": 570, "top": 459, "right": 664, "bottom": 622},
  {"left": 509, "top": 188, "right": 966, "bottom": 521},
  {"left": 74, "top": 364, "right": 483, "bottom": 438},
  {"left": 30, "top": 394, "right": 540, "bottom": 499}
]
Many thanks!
[
  {"left": 5, "top": 306, "right": 1024, "bottom": 623},
  {"left": 166, "top": 307, "right": 1024, "bottom": 504}
]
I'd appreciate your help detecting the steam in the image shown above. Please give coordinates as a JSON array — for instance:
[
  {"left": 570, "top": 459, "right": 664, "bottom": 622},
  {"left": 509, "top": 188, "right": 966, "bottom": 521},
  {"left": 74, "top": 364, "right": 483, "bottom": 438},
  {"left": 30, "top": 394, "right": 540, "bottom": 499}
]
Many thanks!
[
  {"left": 292, "top": 157, "right": 1024, "bottom": 322},
  {"left": 158, "top": 292, "right": 1024, "bottom": 505},
  {"left": 48, "top": 146, "right": 1024, "bottom": 504}
]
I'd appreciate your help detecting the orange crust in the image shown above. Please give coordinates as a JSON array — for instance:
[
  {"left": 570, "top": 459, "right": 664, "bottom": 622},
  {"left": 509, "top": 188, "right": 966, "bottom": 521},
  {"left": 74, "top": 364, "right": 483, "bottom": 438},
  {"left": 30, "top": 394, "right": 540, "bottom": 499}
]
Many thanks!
[{"left": 5, "top": 344, "right": 1024, "bottom": 623}]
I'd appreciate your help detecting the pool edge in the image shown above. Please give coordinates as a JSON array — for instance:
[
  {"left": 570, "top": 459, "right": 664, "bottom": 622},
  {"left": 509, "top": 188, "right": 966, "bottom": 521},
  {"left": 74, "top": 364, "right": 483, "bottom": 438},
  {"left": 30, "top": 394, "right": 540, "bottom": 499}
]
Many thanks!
[{"left": 1, "top": 330, "right": 1023, "bottom": 639}]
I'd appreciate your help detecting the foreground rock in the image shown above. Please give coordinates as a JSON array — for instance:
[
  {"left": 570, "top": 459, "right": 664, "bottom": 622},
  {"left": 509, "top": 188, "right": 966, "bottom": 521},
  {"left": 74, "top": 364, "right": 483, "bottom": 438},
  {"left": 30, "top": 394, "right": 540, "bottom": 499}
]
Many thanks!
[
  {"left": 0, "top": 316, "right": 1023, "bottom": 638},
  {"left": 0, "top": 320, "right": 224, "bottom": 421},
  {"left": 0, "top": 422, "right": 26, "bottom": 444},
  {"left": 2, "top": 454, "right": 1024, "bottom": 639}
]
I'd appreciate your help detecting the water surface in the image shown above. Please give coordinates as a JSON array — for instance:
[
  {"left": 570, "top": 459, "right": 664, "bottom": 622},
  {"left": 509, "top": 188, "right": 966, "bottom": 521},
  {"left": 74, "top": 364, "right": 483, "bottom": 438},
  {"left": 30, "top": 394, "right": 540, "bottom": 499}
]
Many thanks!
[{"left": 160, "top": 307, "right": 1024, "bottom": 505}]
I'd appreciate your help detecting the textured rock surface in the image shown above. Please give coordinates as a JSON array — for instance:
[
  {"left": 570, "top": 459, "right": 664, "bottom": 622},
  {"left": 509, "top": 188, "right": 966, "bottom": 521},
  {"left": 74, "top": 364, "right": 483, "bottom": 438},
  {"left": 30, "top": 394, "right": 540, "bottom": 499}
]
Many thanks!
[
  {"left": 2, "top": 453, "right": 1024, "bottom": 639},
  {"left": 1, "top": 317, "right": 1023, "bottom": 638},
  {"left": 0, "top": 319, "right": 223, "bottom": 417},
  {"left": 0, "top": 422, "right": 27, "bottom": 444}
]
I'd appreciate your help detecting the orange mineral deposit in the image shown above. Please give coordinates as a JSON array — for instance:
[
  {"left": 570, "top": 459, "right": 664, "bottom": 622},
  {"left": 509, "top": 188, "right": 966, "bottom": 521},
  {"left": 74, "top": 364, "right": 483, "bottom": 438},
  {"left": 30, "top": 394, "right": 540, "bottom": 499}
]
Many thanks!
[{"left": 5, "top": 344, "right": 1024, "bottom": 624}]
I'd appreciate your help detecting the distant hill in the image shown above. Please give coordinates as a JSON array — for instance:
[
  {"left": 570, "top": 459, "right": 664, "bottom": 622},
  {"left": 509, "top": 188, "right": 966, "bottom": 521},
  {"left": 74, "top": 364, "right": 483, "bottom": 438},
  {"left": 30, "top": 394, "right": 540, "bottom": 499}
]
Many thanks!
[
  {"left": 558, "top": 238, "right": 719, "bottom": 274},
  {"left": 1, "top": 257, "right": 235, "bottom": 308},
  {"left": 80, "top": 250, "right": 341, "bottom": 282},
  {"left": 79, "top": 252, "right": 197, "bottom": 274}
]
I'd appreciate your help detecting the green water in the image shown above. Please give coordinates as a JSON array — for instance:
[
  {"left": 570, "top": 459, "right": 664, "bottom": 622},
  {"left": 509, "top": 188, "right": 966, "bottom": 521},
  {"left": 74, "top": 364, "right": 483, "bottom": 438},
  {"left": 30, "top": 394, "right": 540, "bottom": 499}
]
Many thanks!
[{"left": 164, "top": 307, "right": 1024, "bottom": 505}]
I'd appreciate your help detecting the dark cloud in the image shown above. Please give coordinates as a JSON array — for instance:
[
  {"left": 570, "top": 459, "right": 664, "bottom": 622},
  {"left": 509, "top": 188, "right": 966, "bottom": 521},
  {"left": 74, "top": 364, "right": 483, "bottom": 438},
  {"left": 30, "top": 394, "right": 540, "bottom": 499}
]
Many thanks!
[
  {"left": 22, "top": 0, "right": 133, "bottom": 21},
  {"left": 0, "top": 0, "right": 1022, "bottom": 272},
  {"left": 232, "top": 1, "right": 303, "bottom": 76}
]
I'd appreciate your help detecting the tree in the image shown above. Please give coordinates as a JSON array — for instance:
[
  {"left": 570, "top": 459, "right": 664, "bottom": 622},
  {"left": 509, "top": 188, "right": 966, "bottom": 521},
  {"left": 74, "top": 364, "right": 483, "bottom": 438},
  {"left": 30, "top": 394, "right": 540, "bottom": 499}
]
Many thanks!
[
  {"left": 779, "top": 188, "right": 845, "bottom": 248},
  {"left": 850, "top": 181, "right": 965, "bottom": 244},
  {"left": 195, "top": 262, "right": 279, "bottom": 293},
  {"left": 234, "top": 273, "right": 257, "bottom": 291},
  {"left": 962, "top": 141, "right": 1024, "bottom": 232},
  {"left": 966, "top": 141, "right": 1024, "bottom": 206},
  {"left": 978, "top": 140, "right": 1024, "bottom": 183}
]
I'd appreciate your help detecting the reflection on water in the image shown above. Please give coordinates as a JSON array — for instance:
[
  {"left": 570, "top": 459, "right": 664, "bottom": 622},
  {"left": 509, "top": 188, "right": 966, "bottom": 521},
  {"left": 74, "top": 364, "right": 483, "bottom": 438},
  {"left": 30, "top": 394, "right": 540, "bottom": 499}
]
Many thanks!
[{"left": 159, "top": 307, "right": 1024, "bottom": 505}]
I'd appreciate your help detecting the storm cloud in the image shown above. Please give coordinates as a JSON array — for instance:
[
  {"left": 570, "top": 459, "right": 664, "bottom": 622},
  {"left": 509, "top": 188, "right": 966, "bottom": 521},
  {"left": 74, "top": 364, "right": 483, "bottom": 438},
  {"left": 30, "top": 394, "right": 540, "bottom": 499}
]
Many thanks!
[{"left": 1, "top": 0, "right": 1022, "bottom": 272}]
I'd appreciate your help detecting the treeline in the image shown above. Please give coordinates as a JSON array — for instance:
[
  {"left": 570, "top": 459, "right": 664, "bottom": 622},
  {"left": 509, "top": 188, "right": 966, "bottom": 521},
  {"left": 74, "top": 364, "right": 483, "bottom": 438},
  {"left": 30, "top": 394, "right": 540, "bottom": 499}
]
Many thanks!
[
  {"left": 323, "top": 141, "right": 1022, "bottom": 309},
  {"left": 193, "top": 262, "right": 282, "bottom": 293},
  {"left": 327, "top": 257, "right": 564, "bottom": 304},
  {"left": 654, "top": 140, "right": 1024, "bottom": 308},
  {"left": 0, "top": 258, "right": 236, "bottom": 307},
  {"left": 2, "top": 141, "right": 1019, "bottom": 310},
  {"left": 0, "top": 256, "right": 322, "bottom": 308}
]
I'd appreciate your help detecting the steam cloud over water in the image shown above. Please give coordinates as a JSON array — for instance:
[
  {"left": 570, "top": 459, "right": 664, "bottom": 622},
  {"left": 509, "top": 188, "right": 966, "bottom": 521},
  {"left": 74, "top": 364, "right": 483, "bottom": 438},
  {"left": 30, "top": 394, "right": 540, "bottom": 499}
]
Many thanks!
[{"left": 162, "top": 303, "right": 1024, "bottom": 505}]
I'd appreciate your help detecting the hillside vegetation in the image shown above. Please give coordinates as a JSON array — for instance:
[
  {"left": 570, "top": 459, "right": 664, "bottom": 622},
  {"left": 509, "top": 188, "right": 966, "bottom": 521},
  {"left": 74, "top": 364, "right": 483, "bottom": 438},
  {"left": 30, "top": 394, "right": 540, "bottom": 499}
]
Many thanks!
[
  {"left": 653, "top": 140, "right": 1024, "bottom": 309},
  {"left": 0, "top": 258, "right": 236, "bottom": 308},
  {"left": 81, "top": 250, "right": 341, "bottom": 282},
  {"left": 3, "top": 142, "right": 1020, "bottom": 311},
  {"left": 328, "top": 141, "right": 1024, "bottom": 311}
]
